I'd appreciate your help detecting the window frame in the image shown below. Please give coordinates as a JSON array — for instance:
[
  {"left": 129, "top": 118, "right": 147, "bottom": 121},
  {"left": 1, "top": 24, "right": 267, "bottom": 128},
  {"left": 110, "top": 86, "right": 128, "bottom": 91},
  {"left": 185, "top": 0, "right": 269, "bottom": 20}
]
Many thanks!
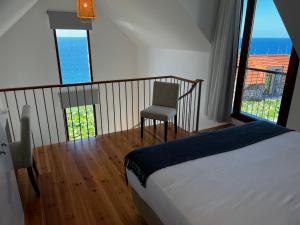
[
  {"left": 232, "top": 0, "right": 299, "bottom": 126},
  {"left": 53, "top": 29, "right": 98, "bottom": 140}
]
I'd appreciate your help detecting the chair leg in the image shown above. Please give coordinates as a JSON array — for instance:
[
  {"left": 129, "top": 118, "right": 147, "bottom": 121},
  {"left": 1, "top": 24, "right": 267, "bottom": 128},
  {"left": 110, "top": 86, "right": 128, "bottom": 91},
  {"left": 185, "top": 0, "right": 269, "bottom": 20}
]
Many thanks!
[
  {"left": 33, "top": 157, "right": 39, "bottom": 177},
  {"left": 153, "top": 119, "right": 156, "bottom": 130},
  {"left": 174, "top": 115, "right": 178, "bottom": 133},
  {"left": 164, "top": 121, "right": 168, "bottom": 142},
  {"left": 27, "top": 167, "right": 40, "bottom": 196},
  {"left": 141, "top": 117, "right": 144, "bottom": 139}
]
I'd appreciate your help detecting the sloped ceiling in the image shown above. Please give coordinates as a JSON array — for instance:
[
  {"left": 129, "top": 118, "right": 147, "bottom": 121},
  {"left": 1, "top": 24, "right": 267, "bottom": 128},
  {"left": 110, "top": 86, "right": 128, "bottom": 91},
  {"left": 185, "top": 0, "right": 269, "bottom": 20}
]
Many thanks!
[
  {"left": 274, "top": 0, "right": 300, "bottom": 56},
  {"left": 0, "top": 0, "right": 38, "bottom": 38},
  {"left": 177, "top": 0, "right": 220, "bottom": 42},
  {"left": 0, "top": 0, "right": 212, "bottom": 52},
  {"left": 95, "top": 0, "right": 211, "bottom": 51}
]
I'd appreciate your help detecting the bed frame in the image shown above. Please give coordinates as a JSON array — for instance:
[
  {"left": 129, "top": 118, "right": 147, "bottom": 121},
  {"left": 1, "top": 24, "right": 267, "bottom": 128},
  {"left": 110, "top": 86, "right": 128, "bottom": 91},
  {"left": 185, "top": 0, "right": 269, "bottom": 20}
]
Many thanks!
[{"left": 132, "top": 190, "right": 164, "bottom": 225}]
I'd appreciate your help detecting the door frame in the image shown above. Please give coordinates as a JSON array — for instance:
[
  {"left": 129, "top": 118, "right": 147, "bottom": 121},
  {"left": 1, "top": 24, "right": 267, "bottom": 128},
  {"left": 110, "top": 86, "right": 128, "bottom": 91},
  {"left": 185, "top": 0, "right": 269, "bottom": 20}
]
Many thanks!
[{"left": 232, "top": 0, "right": 299, "bottom": 126}]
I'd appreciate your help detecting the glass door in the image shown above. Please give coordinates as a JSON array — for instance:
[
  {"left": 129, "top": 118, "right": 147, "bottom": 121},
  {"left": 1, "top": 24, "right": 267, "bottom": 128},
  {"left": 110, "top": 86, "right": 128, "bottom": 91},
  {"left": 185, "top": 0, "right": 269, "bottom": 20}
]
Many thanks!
[{"left": 233, "top": 0, "right": 299, "bottom": 125}]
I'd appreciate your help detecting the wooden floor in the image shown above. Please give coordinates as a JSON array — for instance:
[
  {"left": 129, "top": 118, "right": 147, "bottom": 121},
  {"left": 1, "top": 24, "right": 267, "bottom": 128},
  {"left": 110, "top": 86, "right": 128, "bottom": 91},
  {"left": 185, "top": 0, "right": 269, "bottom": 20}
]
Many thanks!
[{"left": 17, "top": 123, "right": 230, "bottom": 225}]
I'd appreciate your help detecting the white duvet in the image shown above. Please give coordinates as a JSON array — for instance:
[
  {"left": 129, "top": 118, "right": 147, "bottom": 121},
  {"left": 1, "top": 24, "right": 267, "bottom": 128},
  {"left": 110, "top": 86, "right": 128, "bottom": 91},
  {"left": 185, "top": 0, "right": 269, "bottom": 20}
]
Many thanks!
[{"left": 127, "top": 131, "right": 300, "bottom": 225}]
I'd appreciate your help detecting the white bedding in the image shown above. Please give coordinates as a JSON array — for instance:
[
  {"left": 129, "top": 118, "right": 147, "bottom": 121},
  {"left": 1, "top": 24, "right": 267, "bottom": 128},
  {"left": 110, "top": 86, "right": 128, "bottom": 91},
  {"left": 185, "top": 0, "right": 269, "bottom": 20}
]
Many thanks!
[{"left": 127, "top": 131, "right": 300, "bottom": 225}]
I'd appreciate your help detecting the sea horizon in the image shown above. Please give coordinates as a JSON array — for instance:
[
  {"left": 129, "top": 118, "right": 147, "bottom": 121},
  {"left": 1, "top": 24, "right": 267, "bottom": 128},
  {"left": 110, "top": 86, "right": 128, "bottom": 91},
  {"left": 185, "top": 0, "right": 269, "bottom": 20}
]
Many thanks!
[
  {"left": 57, "top": 37, "right": 293, "bottom": 84},
  {"left": 239, "top": 37, "right": 292, "bottom": 55}
]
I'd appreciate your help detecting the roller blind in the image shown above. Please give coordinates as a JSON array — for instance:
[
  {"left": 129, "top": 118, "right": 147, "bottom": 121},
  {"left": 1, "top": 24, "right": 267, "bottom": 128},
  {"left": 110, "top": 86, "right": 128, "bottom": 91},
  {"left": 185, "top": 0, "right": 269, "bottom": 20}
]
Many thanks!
[
  {"left": 47, "top": 11, "right": 93, "bottom": 30},
  {"left": 58, "top": 88, "right": 99, "bottom": 108}
]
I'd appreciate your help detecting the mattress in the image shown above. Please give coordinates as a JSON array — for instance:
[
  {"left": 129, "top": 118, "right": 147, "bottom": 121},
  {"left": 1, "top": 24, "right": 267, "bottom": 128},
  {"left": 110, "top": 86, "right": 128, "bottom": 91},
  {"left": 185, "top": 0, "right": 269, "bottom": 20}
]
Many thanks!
[{"left": 126, "top": 131, "right": 300, "bottom": 225}]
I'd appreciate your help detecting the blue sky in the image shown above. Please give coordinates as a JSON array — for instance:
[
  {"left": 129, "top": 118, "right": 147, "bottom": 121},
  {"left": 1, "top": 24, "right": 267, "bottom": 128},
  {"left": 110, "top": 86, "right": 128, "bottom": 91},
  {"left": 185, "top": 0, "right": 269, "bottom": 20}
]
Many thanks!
[{"left": 241, "top": 0, "right": 289, "bottom": 38}]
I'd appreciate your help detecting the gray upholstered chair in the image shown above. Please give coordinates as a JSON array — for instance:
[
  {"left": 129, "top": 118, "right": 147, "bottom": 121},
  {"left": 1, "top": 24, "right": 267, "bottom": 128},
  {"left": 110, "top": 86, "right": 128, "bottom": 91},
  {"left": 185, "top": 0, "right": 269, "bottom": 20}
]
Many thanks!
[
  {"left": 10, "top": 105, "right": 40, "bottom": 195},
  {"left": 141, "top": 81, "right": 180, "bottom": 141}
]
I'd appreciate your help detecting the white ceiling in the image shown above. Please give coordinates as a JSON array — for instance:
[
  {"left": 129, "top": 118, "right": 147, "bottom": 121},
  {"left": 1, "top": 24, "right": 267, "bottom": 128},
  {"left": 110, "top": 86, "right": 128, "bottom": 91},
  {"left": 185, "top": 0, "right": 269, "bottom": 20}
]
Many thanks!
[
  {"left": 0, "top": 0, "right": 212, "bottom": 52},
  {"left": 5, "top": 0, "right": 300, "bottom": 56},
  {"left": 95, "top": 0, "right": 211, "bottom": 51},
  {"left": 0, "top": 0, "right": 38, "bottom": 38},
  {"left": 274, "top": 0, "right": 300, "bottom": 56},
  {"left": 177, "top": 0, "right": 220, "bottom": 42}
]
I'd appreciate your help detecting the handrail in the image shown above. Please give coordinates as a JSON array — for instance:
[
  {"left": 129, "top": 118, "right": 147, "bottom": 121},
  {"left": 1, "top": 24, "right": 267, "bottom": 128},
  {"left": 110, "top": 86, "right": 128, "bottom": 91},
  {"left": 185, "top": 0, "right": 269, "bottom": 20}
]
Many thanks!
[
  {"left": 0, "top": 75, "right": 203, "bottom": 147},
  {"left": 245, "top": 67, "right": 287, "bottom": 75},
  {"left": 0, "top": 75, "right": 203, "bottom": 92},
  {"left": 178, "top": 79, "right": 202, "bottom": 100},
  {"left": 238, "top": 66, "right": 287, "bottom": 123},
  {"left": 173, "top": 75, "right": 203, "bottom": 84}
]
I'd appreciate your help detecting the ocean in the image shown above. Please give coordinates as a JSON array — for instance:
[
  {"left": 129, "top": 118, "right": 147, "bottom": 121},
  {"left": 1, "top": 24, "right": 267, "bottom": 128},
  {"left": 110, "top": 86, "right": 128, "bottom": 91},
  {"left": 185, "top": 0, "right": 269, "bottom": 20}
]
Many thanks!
[
  {"left": 57, "top": 37, "right": 92, "bottom": 84},
  {"left": 239, "top": 38, "right": 292, "bottom": 55},
  {"left": 57, "top": 37, "right": 293, "bottom": 83}
]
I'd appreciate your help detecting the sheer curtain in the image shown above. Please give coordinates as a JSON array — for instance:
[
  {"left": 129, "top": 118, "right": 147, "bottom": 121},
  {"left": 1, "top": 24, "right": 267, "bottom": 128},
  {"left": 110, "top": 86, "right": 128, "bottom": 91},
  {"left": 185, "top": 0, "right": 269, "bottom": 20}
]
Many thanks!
[{"left": 205, "top": 0, "right": 242, "bottom": 122}]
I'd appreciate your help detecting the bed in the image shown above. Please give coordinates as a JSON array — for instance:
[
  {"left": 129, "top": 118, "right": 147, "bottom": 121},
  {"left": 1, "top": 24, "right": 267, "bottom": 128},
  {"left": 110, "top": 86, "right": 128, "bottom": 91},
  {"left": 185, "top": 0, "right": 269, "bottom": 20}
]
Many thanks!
[{"left": 125, "top": 122, "right": 300, "bottom": 225}]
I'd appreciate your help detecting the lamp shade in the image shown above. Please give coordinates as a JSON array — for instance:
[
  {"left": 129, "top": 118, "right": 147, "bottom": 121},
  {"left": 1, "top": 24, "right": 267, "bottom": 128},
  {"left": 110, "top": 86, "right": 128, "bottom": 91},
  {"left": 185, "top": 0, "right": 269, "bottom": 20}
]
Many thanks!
[{"left": 77, "top": 0, "right": 96, "bottom": 19}]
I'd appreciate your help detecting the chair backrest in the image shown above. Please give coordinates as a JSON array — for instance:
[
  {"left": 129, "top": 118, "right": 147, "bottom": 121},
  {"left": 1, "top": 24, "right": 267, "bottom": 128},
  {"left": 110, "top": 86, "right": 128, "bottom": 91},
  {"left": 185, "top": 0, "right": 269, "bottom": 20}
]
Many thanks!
[
  {"left": 20, "top": 105, "right": 32, "bottom": 166},
  {"left": 152, "top": 81, "right": 179, "bottom": 109}
]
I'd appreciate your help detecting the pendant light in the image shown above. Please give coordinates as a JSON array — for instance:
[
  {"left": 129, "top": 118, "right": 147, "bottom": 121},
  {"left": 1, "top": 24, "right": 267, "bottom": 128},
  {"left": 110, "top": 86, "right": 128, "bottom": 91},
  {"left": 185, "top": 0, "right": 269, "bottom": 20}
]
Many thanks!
[{"left": 77, "top": 0, "right": 96, "bottom": 19}]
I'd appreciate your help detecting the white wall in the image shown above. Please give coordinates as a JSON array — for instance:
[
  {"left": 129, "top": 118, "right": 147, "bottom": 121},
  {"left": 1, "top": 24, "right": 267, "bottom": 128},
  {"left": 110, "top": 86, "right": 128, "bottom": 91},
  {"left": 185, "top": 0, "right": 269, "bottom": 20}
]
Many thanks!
[
  {"left": 0, "top": 0, "right": 217, "bottom": 145},
  {"left": 135, "top": 47, "right": 225, "bottom": 130},
  {"left": 0, "top": 0, "right": 138, "bottom": 146},
  {"left": 0, "top": 0, "right": 138, "bottom": 89},
  {"left": 0, "top": 0, "right": 216, "bottom": 99},
  {"left": 0, "top": 4, "right": 58, "bottom": 88},
  {"left": 137, "top": 47, "right": 210, "bottom": 113},
  {"left": 137, "top": 48, "right": 210, "bottom": 79},
  {"left": 0, "top": 0, "right": 38, "bottom": 38},
  {"left": 96, "top": 0, "right": 211, "bottom": 51}
]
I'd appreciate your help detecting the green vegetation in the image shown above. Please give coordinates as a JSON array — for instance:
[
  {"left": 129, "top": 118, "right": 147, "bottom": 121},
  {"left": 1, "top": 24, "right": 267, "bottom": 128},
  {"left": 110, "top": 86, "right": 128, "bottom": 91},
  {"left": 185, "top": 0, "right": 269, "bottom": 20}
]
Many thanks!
[
  {"left": 241, "top": 98, "right": 281, "bottom": 122},
  {"left": 66, "top": 105, "right": 96, "bottom": 140},
  {"left": 64, "top": 99, "right": 280, "bottom": 139}
]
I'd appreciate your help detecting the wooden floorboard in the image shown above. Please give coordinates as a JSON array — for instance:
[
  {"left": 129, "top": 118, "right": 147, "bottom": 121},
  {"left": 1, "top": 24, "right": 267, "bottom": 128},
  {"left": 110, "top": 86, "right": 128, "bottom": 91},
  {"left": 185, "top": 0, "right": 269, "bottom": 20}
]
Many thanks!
[{"left": 17, "top": 124, "right": 229, "bottom": 225}]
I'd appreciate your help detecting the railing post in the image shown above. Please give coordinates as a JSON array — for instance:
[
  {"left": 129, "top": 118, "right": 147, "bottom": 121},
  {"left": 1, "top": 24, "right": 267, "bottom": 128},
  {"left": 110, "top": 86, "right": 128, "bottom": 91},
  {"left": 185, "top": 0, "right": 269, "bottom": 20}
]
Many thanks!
[
  {"left": 0, "top": 76, "right": 203, "bottom": 146},
  {"left": 75, "top": 86, "right": 83, "bottom": 140},
  {"left": 97, "top": 84, "right": 104, "bottom": 135},
  {"left": 195, "top": 81, "right": 202, "bottom": 132}
]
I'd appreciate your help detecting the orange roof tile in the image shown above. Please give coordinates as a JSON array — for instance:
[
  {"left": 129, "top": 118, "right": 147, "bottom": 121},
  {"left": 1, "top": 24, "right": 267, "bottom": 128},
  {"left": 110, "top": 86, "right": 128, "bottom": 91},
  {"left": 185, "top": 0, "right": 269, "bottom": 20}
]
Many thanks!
[{"left": 239, "top": 54, "right": 290, "bottom": 85}]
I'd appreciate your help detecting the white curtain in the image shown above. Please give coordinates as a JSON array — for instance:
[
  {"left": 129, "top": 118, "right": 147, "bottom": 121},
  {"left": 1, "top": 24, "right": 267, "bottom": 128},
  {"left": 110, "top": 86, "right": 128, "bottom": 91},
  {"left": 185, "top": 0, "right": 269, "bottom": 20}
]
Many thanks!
[{"left": 205, "top": 0, "right": 242, "bottom": 122}]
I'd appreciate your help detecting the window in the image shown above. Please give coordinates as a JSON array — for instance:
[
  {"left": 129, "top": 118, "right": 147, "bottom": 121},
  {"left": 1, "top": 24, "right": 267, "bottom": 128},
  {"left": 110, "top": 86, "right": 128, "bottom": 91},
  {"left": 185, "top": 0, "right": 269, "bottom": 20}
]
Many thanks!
[
  {"left": 237, "top": 0, "right": 248, "bottom": 65},
  {"left": 233, "top": 0, "right": 299, "bottom": 125},
  {"left": 54, "top": 29, "right": 96, "bottom": 140}
]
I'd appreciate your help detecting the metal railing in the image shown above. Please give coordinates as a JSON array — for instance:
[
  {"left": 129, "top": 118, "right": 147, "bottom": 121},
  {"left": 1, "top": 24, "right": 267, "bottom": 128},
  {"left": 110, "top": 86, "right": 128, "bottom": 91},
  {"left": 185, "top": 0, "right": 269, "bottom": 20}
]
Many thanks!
[
  {"left": 241, "top": 67, "right": 286, "bottom": 122},
  {"left": 0, "top": 75, "right": 203, "bottom": 147}
]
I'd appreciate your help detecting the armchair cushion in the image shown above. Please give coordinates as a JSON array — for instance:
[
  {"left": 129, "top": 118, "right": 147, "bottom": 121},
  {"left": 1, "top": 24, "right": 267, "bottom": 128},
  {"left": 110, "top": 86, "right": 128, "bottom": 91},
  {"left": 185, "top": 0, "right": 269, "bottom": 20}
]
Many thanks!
[{"left": 141, "top": 105, "right": 177, "bottom": 121}]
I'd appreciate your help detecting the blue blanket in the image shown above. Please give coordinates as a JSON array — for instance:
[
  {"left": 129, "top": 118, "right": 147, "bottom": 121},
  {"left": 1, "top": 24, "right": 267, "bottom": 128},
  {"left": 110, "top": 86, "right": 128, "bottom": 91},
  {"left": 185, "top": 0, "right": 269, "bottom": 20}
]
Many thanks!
[{"left": 125, "top": 121, "right": 291, "bottom": 187}]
